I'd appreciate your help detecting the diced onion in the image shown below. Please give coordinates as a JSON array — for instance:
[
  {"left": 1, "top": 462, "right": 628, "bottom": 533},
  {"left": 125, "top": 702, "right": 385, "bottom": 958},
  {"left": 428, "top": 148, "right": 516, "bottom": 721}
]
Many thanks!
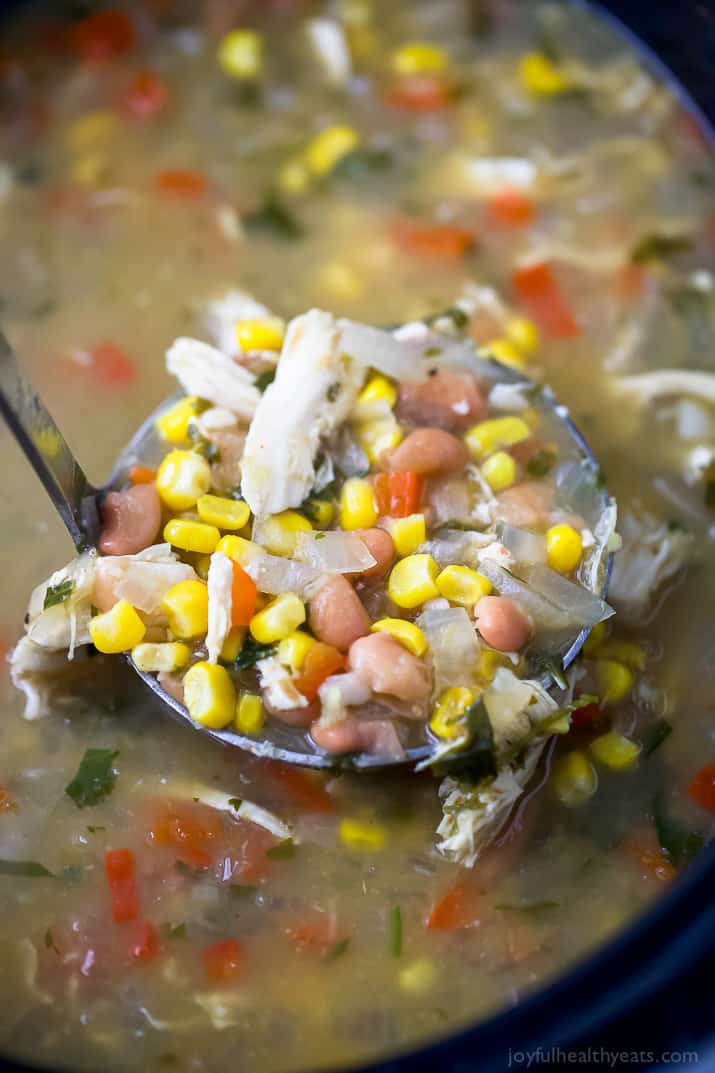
[
  {"left": 243, "top": 552, "right": 325, "bottom": 600},
  {"left": 498, "top": 524, "right": 547, "bottom": 564},
  {"left": 295, "top": 531, "right": 376, "bottom": 574},
  {"left": 416, "top": 605, "right": 479, "bottom": 694},
  {"left": 419, "top": 528, "right": 493, "bottom": 567}
]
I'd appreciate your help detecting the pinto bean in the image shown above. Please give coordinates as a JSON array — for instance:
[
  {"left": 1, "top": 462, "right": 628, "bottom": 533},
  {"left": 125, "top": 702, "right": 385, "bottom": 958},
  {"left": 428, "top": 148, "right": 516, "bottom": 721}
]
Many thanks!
[
  {"left": 388, "top": 428, "right": 469, "bottom": 476},
  {"left": 308, "top": 575, "right": 371, "bottom": 652},
  {"left": 354, "top": 528, "right": 395, "bottom": 578},
  {"left": 310, "top": 716, "right": 404, "bottom": 758},
  {"left": 494, "top": 481, "right": 554, "bottom": 528},
  {"left": 397, "top": 369, "right": 487, "bottom": 429},
  {"left": 99, "top": 484, "right": 161, "bottom": 556},
  {"left": 347, "top": 633, "right": 432, "bottom": 702},
  {"left": 265, "top": 698, "right": 318, "bottom": 728},
  {"left": 474, "top": 596, "right": 533, "bottom": 652}
]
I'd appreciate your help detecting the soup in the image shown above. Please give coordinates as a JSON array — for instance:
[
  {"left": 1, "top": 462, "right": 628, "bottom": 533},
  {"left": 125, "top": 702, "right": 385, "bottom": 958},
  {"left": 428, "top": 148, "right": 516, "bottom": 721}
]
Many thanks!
[{"left": 1, "top": 2, "right": 714, "bottom": 1072}]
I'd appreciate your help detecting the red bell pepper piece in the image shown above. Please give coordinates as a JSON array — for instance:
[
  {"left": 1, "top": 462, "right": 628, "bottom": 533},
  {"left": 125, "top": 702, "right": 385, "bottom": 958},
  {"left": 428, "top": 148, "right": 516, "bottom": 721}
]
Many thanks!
[
  {"left": 231, "top": 562, "right": 257, "bottom": 627},
  {"left": 426, "top": 879, "right": 479, "bottom": 930},
  {"left": 147, "top": 799, "right": 223, "bottom": 870},
  {"left": 389, "top": 217, "right": 475, "bottom": 260},
  {"left": 385, "top": 76, "right": 452, "bottom": 112},
  {"left": 374, "top": 471, "right": 423, "bottom": 518},
  {"left": 130, "top": 920, "right": 160, "bottom": 961},
  {"left": 68, "top": 10, "right": 136, "bottom": 63},
  {"left": 120, "top": 71, "right": 169, "bottom": 121},
  {"left": 105, "top": 848, "right": 138, "bottom": 922},
  {"left": 129, "top": 465, "right": 157, "bottom": 485},
  {"left": 263, "top": 761, "right": 334, "bottom": 814},
  {"left": 487, "top": 188, "right": 535, "bottom": 228},
  {"left": 203, "top": 938, "right": 242, "bottom": 983},
  {"left": 512, "top": 261, "right": 580, "bottom": 339},
  {"left": 688, "top": 763, "right": 715, "bottom": 812},
  {"left": 89, "top": 341, "right": 136, "bottom": 388},
  {"left": 155, "top": 169, "right": 209, "bottom": 198},
  {"left": 293, "top": 643, "right": 346, "bottom": 702}
]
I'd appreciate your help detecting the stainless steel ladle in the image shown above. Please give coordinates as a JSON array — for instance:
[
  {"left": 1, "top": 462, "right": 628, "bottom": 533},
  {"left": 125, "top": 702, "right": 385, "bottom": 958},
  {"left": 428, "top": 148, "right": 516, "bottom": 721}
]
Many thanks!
[{"left": 0, "top": 327, "right": 612, "bottom": 770}]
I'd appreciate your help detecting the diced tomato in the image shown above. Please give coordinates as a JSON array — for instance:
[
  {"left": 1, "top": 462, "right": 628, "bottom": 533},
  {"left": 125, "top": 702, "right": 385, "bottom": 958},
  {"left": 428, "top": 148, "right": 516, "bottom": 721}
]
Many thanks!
[
  {"left": 88, "top": 341, "right": 136, "bottom": 388},
  {"left": 105, "top": 849, "right": 138, "bottom": 923},
  {"left": 231, "top": 563, "right": 257, "bottom": 627},
  {"left": 285, "top": 912, "right": 340, "bottom": 954},
  {"left": 120, "top": 70, "right": 169, "bottom": 121},
  {"left": 293, "top": 643, "right": 346, "bottom": 702},
  {"left": 487, "top": 188, "right": 535, "bottom": 228},
  {"left": 129, "top": 465, "right": 157, "bottom": 485},
  {"left": 68, "top": 10, "right": 136, "bottom": 63},
  {"left": 374, "top": 471, "right": 423, "bottom": 518},
  {"left": 688, "top": 763, "right": 715, "bottom": 813},
  {"left": 617, "top": 263, "right": 647, "bottom": 301},
  {"left": 570, "top": 700, "right": 604, "bottom": 731},
  {"left": 427, "top": 879, "right": 480, "bottom": 930},
  {"left": 155, "top": 169, "right": 209, "bottom": 198},
  {"left": 512, "top": 261, "right": 580, "bottom": 339},
  {"left": 148, "top": 799, "right": 223, "bottom": 870},
  {"left": 389, "top": 217, "right": 475, "bottom": 260},
  {"left": 203, "top": 938, "right": 242, "bottom": 983},
  {"left": 262, "top": 761, "right": 334, "bottom": 814},
  {"left": 130, "top": 920, "right": 160, "bottom": 961},
  {"left": 622, "top": 830, "right": 676, "bottom": 884},
  {"left": 385, "top": 75, "right": 452, "bottom": 112},
  {"left": 0, "top": 784, "right": 16, "bottom": 813}
]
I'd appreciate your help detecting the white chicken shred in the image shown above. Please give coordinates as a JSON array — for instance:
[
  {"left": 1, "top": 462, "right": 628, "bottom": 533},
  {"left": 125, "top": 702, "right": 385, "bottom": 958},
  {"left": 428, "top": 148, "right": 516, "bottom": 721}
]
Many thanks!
[
  {"left": 204, "top": 288, "right": 274, "bottom": 356},
  {"left": 256, "top": 656, "right": 308, "bottom": 711},
  {"left": 609, "top": 511, "right": 693, "bottom": 622},
  {"left": 166, "top": 337, "right": 261, "bottom": 418},
  {"left": 305, "top": 17, "right": 352, "bottom": 85},
  {"left": 206, "top": 552, "right": 234, "bottom": 664}
]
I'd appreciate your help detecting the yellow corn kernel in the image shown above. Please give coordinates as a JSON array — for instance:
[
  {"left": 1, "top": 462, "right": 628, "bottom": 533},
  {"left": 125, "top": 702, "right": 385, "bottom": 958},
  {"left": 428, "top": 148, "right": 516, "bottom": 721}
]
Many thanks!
[
  {"left": 220, "top": 626, "right": 246, "bottom": 663},
  {"left": 596, "top": 639, "right": 647, "bottom": 672},
  {"left": 356, "top": 418, "right": 403, "bottom": 464},
  {"left": 305, "top": 125, "right": 360, "bottom": 178},
  {"left": 131, "top": 641, "right": 191, "bottom": 674},
  {"left": 164, "top": 518, "right": 220, "bottom": 555},
  {"left": 589, "top": 732, "right": 641, "bottom": 772},
  {"left": 506, "top": 315, "right": 540, "bottom": 355},
  {"left": 216, "top": 534, "right": 261, "bottom": 565},
  {"left": 278, "top": 630, "right": 317, "bottom": 671},
  {"left": 552, "top": 750, "right": 598, "bottom": 806},
  {"left": 436, "top": 564, "right": 492, "bottom": 608},
  {"left": 193, "top": 554, "right": 211, "bottom": 580},
  {"left": 582, "top": 620, "right": 607, "bottom": 658},
  {"left": 338, "top": 817, "right": 387, "bottom": 852},
  {"left": 277, "top": 156, "right": 312, "bottom": 195},
  {"left": 481, "top": 450, "right": 517, "bottom": 492},
  {"left": 315, "top": 261, "right": 364, "bottom": 300},
  {"left": 161, "top": 579, "right": 209, "bottom": 640},
  {"left": 340, "top": 477, "right": 378, "bottom": 530},
  {"left": 479, "top": 338, "right": 526, "bottom": 372},
  {"left": 519, "top": 51, "right": 570, "bottom": 96},
  {"left": 464, "top": 416, "right": 530, "bottom": 462},
  {"left": 155, "top": 397, "right": 203, "bottom": 444},
  {"left": 400, "top": 958, "right": 437, "bottom": 995},
  {"left": 255, "top": 511, "right": 313, "bottom": 557},
  {"left": 197, "top": 495, "right": 251, "bottom": 531},
  {"left": 476, "top": 647, "right": 507, "bottom": 684},
  {"left": 217, "top": 29, "right": 263, "bottom": 80},
  {"left": 392, "top": 41, "right": 448, "bottom": 76},
  {"left": 371, "top": 618, "right": 427, "bottom": 657},
  {"left": 66, "top": 110, "right": 117, "bottom": 153},
  {"left": 250, "top": 592, "right": 306, "bottom": 644},
  {"left": 430, "top": 686, "right": 477, "bottom": 741},
  {"left": 71, "top": 153, "right": 108, "bottom": 187},
  {"left": 89, "top": 600, "right": 146, "bottom": 654},
  {"left": 183, "top": 661, "right": 237, "bottom": 729},
  {"left": 235, "top": 692, "right": 265, "bottom": 736},
  {"left": 546, "top": 524, "right": 583, "bottom": 574},
  {"left": 357, "top": 373, "right": 397, "bottom": 411},
  {"left": 156, "top": 450, "right": 212, "bottom": 512},
  {"left": 301, "top": 497, "right": 334, "bottom": 527},
  {"left": 595, "top": 660, "right": 634, "bottom": 705},
  {"left": 235, "top": 318, "right": 285, "bottom": 353},
  {"left": 387, "top": 513, "right": 426, "bottom": 558},
  {"left": 388, "top": 553, "right": 439, "bottom": 610}
]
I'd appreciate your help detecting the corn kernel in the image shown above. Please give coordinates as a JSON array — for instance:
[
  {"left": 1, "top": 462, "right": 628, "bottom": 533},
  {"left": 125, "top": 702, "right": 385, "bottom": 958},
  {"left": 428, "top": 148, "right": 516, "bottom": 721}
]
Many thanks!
[
  {"left": 582, "top": 620, "right": 607, "bottom": 658},
  {"left": 161, "top": 579, "right": 209, "bottom": 640},
  {"left": 164, "top": 518, "right": 220, "bottom": 555},
  {"left": 338, "top": 817, "right": 387, "bottom": 852},
  {"left": 356, "top": 418, "right": 403, "bottom": 464},
  {"left": 71, "top": 153, "right": 108, "bottom": 187},
  {"left": 235, "top": 692, "right": 265, "bottom": 735},
  {"left": 193, "top": 554, "right": 211, "bottom": 580},
  {"left": 464, "top": 416, "right": 530, "bottom": 462},
  {"left": 430, "top": 686, "right": 477, "bottom": 741},
  {"left": 589, "top": 732, "right": 641, "bottom": 771},
  {"left": 371, "top": 618, "right": 427, "bottom": 657},
  {"left": 155, "top": 397, "right": 203, "bottom": 444},
  {"left": 183, "top": 661, "right": 237, "bottom": 729},
  {"left": 217, "top": 29, "right": 263, "bottom": 80},
  {"left": 481, "top": 450, "right": 517, "bottom": 492},
  {"left": 220, "top": 626, "right": 246, "bottom": 663},
  {"left": 197, "top": 495, "right": 251, "bottom": 531},
  {"left": 400, "top": 958, "right": 437, "bottom": 994},
  {"left": 595, "top": 660, "right": 634, "bottom": 705},
  {"left": 306, "top": 125, "right": 360, "bottom": 178},
  {"left": 301, "top": 497, "right": 335, "bottom": 527},
  {"left": 552, "top": 750, "right": 598, "bottom": 806},
  {"left": 388, "top": 553, "right": 439, "bottom": 609},
  {"left": 89, "top": 600, "right": 146, "bottom": 654},
  {"left": 316, "top": 261, "right": 364, "bottom": 300},
  {"left": 254, "top": 511, "right": 313, "bottom": 557},
  {"left": 357, "top": 373, "right": 397, "bottom": 412},
  {"left": 479, "top": 338, "right": 526, "bottom": 372},
  {"left": 476, "top": 647, "right": 507, "bottom": 684},
  {"left": 156, "top": 450, "right": 212, "bottom": 511},
  {"left": 235, "top": 318, "right": 285, "bottom": 353},
  {"left": 66, "top": 110, "right": 118, "bottom": 153},
  {"left": 278, "top": 630, "right": 317, "bottom": 671},
  {"left": 436, "top": 564, "right": 492, "bottom": 607},
  {"left": 250, "top": 592, "right": 306, "bottom": 644},
  {"left": 277, "top": 156, "right": 312, "bottom": 195},
  {"left": 546, "top": 524, "right": 583, "bottom": 573},
  {"left": 392, "top": 41, "right": 448, "bottom": 76},
  {"left": 216, "top": 534, "right": 261, "bottom": 565},
  {"left": 340, "top": 477, "right": 378, "bottom": 530},
  {"left": 519, "top": 51, "right": 571, "bottom": 96},
  {"left": 506, "top": 315, "right": 540, "bottom": 355},
  {"left": 387, "top": 513, "right": 426, "bottom": 557},
  {"left": 596, "top": 639, "right": 647, "bottom": 672},
  {"left": 131, "top": 641, "right": 191, "bottom": 674}
]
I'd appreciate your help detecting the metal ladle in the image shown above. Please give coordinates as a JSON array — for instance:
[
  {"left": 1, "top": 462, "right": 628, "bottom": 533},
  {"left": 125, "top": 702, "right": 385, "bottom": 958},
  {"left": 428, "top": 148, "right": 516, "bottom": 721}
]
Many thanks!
[{"left": 0, "top": 328, "right": 611, "bottom": 770}]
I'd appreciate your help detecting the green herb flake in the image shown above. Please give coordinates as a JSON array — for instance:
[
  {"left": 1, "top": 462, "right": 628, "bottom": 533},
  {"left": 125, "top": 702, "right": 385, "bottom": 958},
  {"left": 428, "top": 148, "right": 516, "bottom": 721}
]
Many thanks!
[
  {"left": 227, "top": 798, "right": 242, "bottom": 811},
  {"left": 326, "top": 937, "right": 350, "bottom": 960},
  {"left": 187, "top": 424, "right": 220, "bottom": 461},
  {"left": 0, "top": 858, "right": 54, "bottom": 877},
  {"left": 526, "top": 449, "right": 557, "bottom": 478},
  {"left": 160, "top": 922, "right": 187, "bottom": 941},
  {"left": 267, "top": 839, "right": 295, "bottom": 860},
  {"left": 388, "top": 905, "right": 402, "bottom": 958},
  {"left": 65, "top": 748, "right": 119, "bottom": 808},
  {"left": 332, "top": 147, "right": 392, "bottom": 181},
  {"left": 654, "top": 795, "right": 703, "bottom": 866},
  {"left": 245, "top": 196, "right": 302, "bottom": 240},
  {"left": 705, "top": 480, "right": 715, "bottom": 511},
  {"left": 423, "top": 346, "right": 443, "bottom": 358},
  {"left": 313, "top": 531, "right": 326, "bottom": 541},
  {"left": 326, "top": 382, "right": 341, "bottom": 403},
  {"left": 44, "top": 928, "right": 61, "bottom": 955},
  {"left": 631, "top": 233, "right": 694, "bottom": 265},
  {"left": 534, "top": 655, "right": 568, "bottom": 691},
  {"left": 232, "top": 637, "right": 275, "bottom": 671},
  {"left": 437, "top": 697, "right": 497, "bottom": 778},
  {"left": 255, "top": 368, "right": 276, "bottom": 393},
  {"left": 43, "top": 578, "right": 74, "bottom": 610},
  {"left": 86, "top": 825, "right": 106, "bottom": 834},
  {"left": 642, "top": 719, "right": 673, "bottom": 757},
  {"left": 425, "top": 306, "right": 469, "bottom": 331}
]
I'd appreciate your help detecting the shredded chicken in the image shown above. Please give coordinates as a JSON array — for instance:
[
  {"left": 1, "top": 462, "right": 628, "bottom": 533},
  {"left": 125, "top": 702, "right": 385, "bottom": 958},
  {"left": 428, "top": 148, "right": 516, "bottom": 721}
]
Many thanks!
[
  {"left": 203, "top": 288, "right": 274, "bottom": 356},
  {"left": 206, "top": 552, "right": 233, "bottom": 664},
  {"left": 256, "top": 656, "right": 308, "bottom": 711},
  {"left": 305, "top": 17, "right": 351, "bottom": 84},
  {"left": 166, "top": 337, "right": 261, "bottom": 418},
  {"left": 609, "top": 511, "right": 693, "bottom": 622}
]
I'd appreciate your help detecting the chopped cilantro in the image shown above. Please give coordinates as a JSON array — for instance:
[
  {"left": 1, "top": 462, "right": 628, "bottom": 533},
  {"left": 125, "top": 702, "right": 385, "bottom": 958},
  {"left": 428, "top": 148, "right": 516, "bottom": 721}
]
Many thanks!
[
  {"left": 425, "top": 306, "right": 469, "bottom": 330},
  {"left": 527, "top": 448, "right": 557, "bottom": 478},
  {"left": 232, "top": 637, "right": 275, "bottom": 670},
  {"left": 254, "top": 368, "right": 276, "bottom": 393},
  {"left": 705, "top": 480, "right": 715, "bottom": 511},
  {"left": 245, "top": 195, "right": 302, "bottom": 239},
  {"left": 332, "top": 147, "right": 392, "bottom": 181},
  {"left": 437, "top": 697, "right": 497, "bottom": 778},
  {"left": 43, "top": 578, "right": 74, "bottom": 610},
  {"left": 642, "top": 719, "right": 673, "bottom": 756},
  {"left": 631, "top": 233, "right": 694, "bottom": 264},
  {"left": 267, "top": 839, "right": 295, "bottom": 860},
  {"left": 65, "top": 748, "right": 119, "bottom": 808},
  {"left": 326, "top": 937, "right": 350, "bottom": 960},
  {"left": 326, "top": 382, "right": 341, "bottom": 403},
  {"left": 227, "top": 797, "right": 242, "bottom": 810},
  {"left": 86, "top": 825, "right": 106, "bottom": 834},
  {"left": 159, "top": 922, "right": 187, "bottom": 941},
  {"left": 654, "top": 794, "right": 703, "bottom": 865},
  {"left": 0, "top": 859, "right": 54, "bottom": 877},
  {"left": 187, "top": 424, "right": 220, "bottom": 460},
  {"left": 388, "top": 905, "right": 402, "bottom": 958},
  {"left": 313, "top": 531, "right": 326, "bottom": 541}
]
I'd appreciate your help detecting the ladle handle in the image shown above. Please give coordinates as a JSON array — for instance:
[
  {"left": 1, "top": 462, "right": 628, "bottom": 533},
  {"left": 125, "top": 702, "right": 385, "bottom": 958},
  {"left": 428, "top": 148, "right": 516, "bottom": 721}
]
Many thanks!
[{"left": 0, "top": 331, "right": 99, "bottom": 550}]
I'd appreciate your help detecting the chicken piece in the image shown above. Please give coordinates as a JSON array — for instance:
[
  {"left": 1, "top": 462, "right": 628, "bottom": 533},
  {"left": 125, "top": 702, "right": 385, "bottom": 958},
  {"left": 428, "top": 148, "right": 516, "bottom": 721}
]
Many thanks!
[{"left": 166, "top": 337, "right": 261, "bottom": 418}]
